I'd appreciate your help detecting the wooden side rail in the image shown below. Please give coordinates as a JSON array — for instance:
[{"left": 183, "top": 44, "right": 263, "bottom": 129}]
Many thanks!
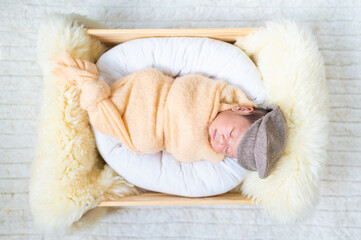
[
  {"left": 98, "top": 193, "right": 255, "bottom": 207},
  {"left": 87, "top": 28, "right": 257, "bottom": 206},
  {"left": 86, "top": 28, "right": 257, "bottom": 44}
]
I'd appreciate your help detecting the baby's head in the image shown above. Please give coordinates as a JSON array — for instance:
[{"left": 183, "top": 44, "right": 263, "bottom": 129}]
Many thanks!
[{"left": 208, "top": 106, "right": 268, "bottom": 158}]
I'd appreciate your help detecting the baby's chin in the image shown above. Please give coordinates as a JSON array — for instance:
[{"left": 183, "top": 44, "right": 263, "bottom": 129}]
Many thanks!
[
  {"left": 208, "top": 137, "right": 219, "bottom": 153},
  {"left": 209, "top": 141, "right": 227, "bottom": 157},
  {"left": 208, "top": 129, "right": 214, "bottom": 144}
]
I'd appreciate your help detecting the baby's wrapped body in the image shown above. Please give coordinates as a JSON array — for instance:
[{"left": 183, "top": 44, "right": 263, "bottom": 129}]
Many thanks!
[{"left": 53, "top": 52, "right": 258, "bottom": 163}]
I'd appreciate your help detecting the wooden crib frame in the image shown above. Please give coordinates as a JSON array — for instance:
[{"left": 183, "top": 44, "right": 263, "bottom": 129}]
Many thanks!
[{"left": 86, "top": 28, "right": 257, "bottom": 207}]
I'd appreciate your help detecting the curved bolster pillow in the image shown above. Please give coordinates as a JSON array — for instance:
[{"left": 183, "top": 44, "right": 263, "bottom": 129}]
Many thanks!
[{"left": 93, "top": 37, "right": 265, "bottom": 197}]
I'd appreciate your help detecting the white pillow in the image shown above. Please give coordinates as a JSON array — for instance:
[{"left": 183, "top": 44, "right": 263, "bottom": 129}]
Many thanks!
[{"left": 93, "top": 37, "right": 265, "bottom": 197}]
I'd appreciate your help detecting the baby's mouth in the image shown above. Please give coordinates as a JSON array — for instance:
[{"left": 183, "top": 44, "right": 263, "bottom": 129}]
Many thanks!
[{"left": 212, "top": 129, "right": 217, "bottom": 140}]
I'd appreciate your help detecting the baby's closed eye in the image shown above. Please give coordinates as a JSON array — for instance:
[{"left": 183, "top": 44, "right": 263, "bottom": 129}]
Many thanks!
[{"left": 230, "top": 128, "right": 234, "bottom": 137}]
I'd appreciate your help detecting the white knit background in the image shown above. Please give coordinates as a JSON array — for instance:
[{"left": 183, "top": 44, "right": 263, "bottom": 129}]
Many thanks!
[{"left": 1, "top": 0, "right": 360, "bottom": 239}]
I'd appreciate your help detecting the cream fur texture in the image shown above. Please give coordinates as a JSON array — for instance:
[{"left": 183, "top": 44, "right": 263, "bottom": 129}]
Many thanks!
[
  {"left": 30, "top": 14, "right": 328, "bottom": 232},
  {"left": 29, "top": 13, "right": 141, "bottom": 234},
  {"left": 233, "top": 20, "right": 329, "bottom": 223}
]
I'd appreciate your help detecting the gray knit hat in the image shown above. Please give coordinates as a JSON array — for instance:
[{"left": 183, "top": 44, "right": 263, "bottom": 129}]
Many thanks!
[{"left": 236, "top": 104, "right": 287, "bottom": 179}]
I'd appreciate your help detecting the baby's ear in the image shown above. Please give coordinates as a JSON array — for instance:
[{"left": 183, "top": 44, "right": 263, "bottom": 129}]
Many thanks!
[
  {"left": 232, "top": 106, "right": 254, "bottom": 114},
  {"left": 231, "top": 106, "right": 242, "bottom": 111}
]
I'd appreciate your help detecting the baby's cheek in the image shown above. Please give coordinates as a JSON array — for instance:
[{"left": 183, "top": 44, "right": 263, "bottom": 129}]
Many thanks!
[{"left": 210, "top": 141, "right": 221, "bottom": 153}]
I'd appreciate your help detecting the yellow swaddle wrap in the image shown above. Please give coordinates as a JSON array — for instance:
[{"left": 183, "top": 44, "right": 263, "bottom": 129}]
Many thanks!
[{"left": 52, "top": 52, "right": 258, "bottom": 163}]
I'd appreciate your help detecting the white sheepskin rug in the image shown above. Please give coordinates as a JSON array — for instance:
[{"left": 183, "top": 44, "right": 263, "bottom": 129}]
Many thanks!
[
  {"left": 233, "top": 21, "right": 329, "bottom": 223},
  {"left": 30, "top": 14, "right": 329, "bottom": 233},
  {"left": 29, "top": 14, "right": 141, "bottom": 234}
]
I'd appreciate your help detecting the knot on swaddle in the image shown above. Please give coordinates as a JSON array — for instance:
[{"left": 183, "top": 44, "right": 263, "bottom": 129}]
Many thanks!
[
  {"left": 51, "top": 51, "right": 139, "bottom": 153},
  {"left": 51, "top": 51, "right": 111, "bottom": 112},
  {"left": 80, "top": 80, "right": 110, "bottom": 112}
]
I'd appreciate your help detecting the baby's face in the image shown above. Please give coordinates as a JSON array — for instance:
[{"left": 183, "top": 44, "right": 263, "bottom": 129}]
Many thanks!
[{"left": 208, "top": 106, "right": 253, "bottom": 158}]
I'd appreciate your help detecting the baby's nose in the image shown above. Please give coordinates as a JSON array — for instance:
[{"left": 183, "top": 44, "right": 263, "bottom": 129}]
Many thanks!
[{"left": 216, "top": 133, "right": 226, "bottom": 144}]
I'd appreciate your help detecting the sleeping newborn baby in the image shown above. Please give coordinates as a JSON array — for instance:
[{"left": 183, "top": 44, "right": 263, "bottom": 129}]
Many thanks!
[{"left": 53, "top": 52, "right": 287, "bottom": 178}]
